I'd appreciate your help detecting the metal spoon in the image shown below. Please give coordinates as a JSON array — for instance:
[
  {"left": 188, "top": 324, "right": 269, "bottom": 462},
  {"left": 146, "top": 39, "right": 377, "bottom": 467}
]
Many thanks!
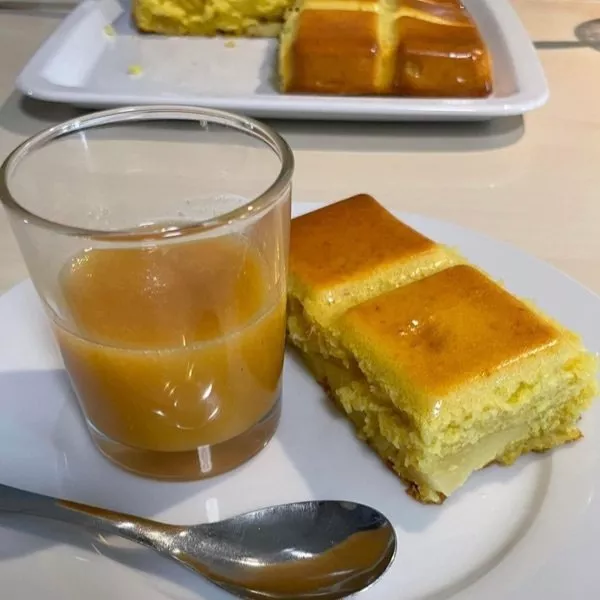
[
  {"left": 535, "top": 19, "right": 600, "bottom": 52},
  {"left": 0, "top": 483, "right": 396, "bottom": 599}
]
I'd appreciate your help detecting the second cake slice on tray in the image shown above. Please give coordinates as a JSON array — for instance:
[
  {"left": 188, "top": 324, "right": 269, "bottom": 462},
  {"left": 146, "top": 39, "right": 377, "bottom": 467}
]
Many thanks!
[
  {"left": 288, "top": 196, "right": 598, "bottom": 503},
  {"left": 279, "top": 0, "right": 493, "bottom": 96}
]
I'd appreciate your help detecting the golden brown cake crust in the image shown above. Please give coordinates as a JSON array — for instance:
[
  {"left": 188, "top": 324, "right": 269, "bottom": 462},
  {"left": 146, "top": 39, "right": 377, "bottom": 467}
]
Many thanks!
[
  {"left": 288, "top": 7, "right": 381, "bottom": 94},
  {"left": 341, "top": 265, "right": 562, "bottom": 397},
  {"left": 289, "top": 194, "right": 435, "bottom": 292},
  {"left": 279, "top": 0, "right": 492, "bottom": 97},
  {"left": 394, "top": 15, "right": 492, "bottom": 97},
  {"left": 399, "top": 0, "right": 472, "bottom": 25}
]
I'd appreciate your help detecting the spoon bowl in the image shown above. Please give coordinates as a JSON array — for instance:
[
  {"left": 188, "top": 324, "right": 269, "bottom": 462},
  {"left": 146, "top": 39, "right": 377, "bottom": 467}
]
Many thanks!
[{"left": 0, "top": 484, "right": 396, "bottom": 599}]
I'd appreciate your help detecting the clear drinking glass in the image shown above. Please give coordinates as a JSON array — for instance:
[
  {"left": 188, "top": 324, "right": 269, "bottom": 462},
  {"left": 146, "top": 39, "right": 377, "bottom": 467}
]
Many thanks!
[{"left": 0, "top": 106, "right": 294, "bottom": 481}]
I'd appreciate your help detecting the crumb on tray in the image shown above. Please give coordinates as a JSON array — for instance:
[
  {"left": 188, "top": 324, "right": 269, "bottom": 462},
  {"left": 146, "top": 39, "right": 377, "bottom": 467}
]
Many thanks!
[{"left": 127, "top": 64, "right": 143, "bottom": 77}]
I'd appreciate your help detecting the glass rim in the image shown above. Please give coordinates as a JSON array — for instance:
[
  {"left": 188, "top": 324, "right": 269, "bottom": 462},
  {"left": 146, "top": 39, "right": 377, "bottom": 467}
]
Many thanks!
[{"left": 0, "top": 105, "right": 295, "bottom": 242}]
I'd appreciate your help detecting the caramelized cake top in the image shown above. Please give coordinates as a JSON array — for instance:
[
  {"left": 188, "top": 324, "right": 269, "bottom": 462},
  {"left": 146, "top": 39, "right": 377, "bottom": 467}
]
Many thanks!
[
  {"left": 398, "top": 0, "right": 472, "bottom": 25},
  {"left": 289, "top": 194, "right": 436, "bottom": 294},
  {"left": 340, "top": 265, "right": 562, "bottom": 402},
  {"left": 280, "top": 0, "right": 492, "bottom": 96}
]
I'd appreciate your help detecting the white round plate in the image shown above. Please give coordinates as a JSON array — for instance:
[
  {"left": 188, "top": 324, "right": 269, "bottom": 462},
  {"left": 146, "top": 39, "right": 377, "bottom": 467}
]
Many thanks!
[{"left": 0, "top": 203, "right": 598, "bottom": 600}]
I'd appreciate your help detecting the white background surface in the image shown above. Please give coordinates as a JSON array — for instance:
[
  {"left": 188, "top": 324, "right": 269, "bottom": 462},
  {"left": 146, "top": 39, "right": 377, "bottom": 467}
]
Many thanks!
[
  {"left": 15, "top": 0, "right": 548, "bottom": 120},
  {"left": 0, "top": 204, "right": 599, "bottom": 599}
]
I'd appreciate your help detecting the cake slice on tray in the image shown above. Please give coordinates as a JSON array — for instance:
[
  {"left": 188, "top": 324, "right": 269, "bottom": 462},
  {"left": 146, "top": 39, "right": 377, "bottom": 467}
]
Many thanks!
[
  {"left": 132, "top": 0, "right": 493, "bottom": 98},
  {"left": 288, "top": 196, "right": 598, "bottom": 503},
  {"left": 278, "top": 0, "right": 492, "bottom": 96}
]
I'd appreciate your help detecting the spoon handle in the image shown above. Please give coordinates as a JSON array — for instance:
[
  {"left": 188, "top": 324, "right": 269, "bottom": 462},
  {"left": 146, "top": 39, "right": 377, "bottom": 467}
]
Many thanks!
[{"left": 0, "top": 483, "right": 175, "bottom": 553}]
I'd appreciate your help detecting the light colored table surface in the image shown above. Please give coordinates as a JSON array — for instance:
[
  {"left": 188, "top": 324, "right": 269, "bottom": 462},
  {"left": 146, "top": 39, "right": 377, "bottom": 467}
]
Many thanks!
[{"left": 0, "top": 0, "right": 599, "bottom": 295}]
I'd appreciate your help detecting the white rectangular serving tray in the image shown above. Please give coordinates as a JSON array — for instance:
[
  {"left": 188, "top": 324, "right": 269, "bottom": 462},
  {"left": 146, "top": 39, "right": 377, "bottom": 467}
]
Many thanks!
[{"left": 16, "top": 0, "right": 549, "bottom": 121}]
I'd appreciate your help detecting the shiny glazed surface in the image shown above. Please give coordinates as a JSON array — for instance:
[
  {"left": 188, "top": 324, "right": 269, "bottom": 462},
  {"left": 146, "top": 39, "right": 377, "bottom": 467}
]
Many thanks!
[
  {"left": 289, "top": 194, "right": 435, "bottom": 292},
  {"left": 342, "top": 264, "right": 561, "bottom": 398},
  {"left": 280, "top": 0, "right": 492, "bottom": 96}
]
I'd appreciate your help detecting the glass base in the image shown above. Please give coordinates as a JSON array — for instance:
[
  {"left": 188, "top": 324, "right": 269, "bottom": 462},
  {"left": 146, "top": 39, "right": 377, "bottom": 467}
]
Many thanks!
[{"left": 87, "top": 396, "right": 281, "bottom": 481}]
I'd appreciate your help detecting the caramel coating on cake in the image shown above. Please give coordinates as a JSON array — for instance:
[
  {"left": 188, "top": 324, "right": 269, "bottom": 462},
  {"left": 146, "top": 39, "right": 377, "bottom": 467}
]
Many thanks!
[
  {"left": 289, "top": 194, "right": 435, "bottom": 292},
  {"left": 279, "top": 0, "right": 492, "bottom": 97},
  {"left": 393, "top": 15, "right": 491, "bottom": 97},
  {"left": 341, "top": 265, "right": 561, "bottom": 397},
  {"left": 396, "top": 0, "right": 491, "bottom": 98},
  {"left": 399, "top": 0, "right": 472, "bottom": 25},
  {"left": 285, "top": 7, "right": 382, "bottom": 94}
]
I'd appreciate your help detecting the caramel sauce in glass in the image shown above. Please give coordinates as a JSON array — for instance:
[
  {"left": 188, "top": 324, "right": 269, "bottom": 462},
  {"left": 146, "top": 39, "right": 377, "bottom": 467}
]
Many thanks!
[{"left": 53, "top": 235, "right": 286, "bottom": 474}]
